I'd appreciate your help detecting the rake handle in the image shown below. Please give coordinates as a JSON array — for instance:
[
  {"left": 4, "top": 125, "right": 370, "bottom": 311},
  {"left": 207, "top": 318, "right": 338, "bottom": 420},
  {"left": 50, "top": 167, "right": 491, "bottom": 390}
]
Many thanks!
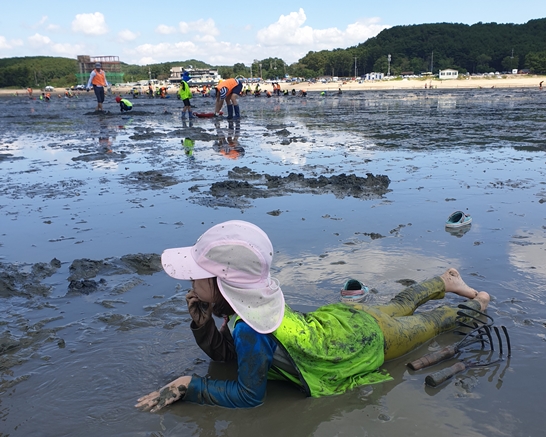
[
  {"left": 425, "top": 361, "right": 467, "bottom": 387},
  {"left": 407, "top": 345, "right": 459, "bottom": 370}
]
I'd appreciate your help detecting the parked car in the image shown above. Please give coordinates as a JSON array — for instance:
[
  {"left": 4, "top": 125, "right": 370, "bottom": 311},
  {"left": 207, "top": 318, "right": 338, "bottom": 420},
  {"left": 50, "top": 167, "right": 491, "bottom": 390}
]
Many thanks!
[
  {"left": 44, "top": 86, "right": 54, "bottom": 91},
  {"left": 73, "top": 84, "right": 86, "bottom": 90}
]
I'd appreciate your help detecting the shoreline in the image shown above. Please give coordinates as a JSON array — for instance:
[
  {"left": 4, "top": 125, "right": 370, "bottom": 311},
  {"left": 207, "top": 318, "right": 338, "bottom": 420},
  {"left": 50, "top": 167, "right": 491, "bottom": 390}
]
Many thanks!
[{"left": 1, "top": 75, "right": 543, "bottom": 96}]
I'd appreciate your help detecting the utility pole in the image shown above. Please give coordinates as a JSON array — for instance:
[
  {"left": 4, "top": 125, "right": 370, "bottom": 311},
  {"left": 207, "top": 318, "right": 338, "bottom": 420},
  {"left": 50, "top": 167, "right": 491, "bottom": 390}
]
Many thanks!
[
  {"left": 387, "top": 54, "right": 391, "bottom": 76},
  {"left": 354, "top": 57, "right": 358, "bottom": 78},
  {"left": 430, "top": 51, "right": 434, "bottom": 74}
]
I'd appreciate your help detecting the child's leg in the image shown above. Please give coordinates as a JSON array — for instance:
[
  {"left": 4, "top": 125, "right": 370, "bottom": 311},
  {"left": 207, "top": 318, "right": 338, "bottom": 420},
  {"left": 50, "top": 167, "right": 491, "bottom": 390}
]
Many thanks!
[
  {"left": 361, "top": 276, "right": 446, "bottom": 317},
  {"left": 365, "top": 298, "right": 484, "bottom": 361},
  {"left": 352, "top": 268, "right": 479, "bottom": 318}
]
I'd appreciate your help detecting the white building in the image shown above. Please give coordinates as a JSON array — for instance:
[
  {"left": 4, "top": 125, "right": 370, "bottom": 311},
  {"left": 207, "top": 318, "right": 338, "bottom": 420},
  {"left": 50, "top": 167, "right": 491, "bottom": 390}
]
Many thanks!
[
  {"left": 168, "top": 66, "right": 222, "bottom": 86},
  {"left": 364, "top": 72, "right": 384, "bottom": 81},
  {"left": 439, "top": 69, "right": 459, "bottom": 80}
]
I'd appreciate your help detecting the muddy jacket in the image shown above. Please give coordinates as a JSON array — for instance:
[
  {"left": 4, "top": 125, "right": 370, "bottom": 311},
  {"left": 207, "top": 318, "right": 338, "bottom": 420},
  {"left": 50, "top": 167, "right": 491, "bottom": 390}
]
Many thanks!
[{"left": 184, "top": 303, "right": 391, "bottom": 408}]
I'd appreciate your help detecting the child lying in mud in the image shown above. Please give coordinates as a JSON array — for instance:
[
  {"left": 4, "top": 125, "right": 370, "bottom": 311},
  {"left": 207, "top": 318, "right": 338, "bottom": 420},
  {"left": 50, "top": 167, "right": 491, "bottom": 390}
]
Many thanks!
[{"left": 136, "top": 220, "right": 489, "bottom": 411}]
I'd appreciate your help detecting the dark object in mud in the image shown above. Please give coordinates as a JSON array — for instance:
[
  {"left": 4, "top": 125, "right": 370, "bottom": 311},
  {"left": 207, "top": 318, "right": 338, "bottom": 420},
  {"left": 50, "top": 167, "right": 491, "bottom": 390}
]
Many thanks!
[
  {"left": 396, "top": 279, "right": 417, "bottom": 287},
  {"left": 68, "top": 278, "right": 107, "bottom": 295}
]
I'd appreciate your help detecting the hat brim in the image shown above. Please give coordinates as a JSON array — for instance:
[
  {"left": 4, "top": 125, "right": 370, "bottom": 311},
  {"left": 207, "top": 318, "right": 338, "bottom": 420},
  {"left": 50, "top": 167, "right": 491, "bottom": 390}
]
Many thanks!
[
  {"left": 161, "top": 247, "right": 215, "bottom": 280},
  {"left": 217, "top": 278, "right": 285, "bottom": 334}
]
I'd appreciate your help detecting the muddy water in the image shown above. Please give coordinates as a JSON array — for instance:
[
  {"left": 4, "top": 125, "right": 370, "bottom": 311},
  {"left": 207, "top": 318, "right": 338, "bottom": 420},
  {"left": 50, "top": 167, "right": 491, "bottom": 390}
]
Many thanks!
[{"left": 1, "top": 88, "right": 545, "bottom": 436}]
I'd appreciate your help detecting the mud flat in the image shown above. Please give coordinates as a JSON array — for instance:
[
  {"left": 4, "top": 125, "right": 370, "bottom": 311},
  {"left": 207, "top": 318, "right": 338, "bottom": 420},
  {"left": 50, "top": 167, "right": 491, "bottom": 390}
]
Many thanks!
[{"left": 1, "top": 88, "right": 546, "bottom": 436}]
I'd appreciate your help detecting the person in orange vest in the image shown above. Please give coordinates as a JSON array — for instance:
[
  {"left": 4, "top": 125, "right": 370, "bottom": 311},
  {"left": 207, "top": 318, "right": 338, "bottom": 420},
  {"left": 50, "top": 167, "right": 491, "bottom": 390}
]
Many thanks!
[
  {"left": 86, "top": 62, "right": 109, "bottom": 112},
  {"left": 214, "top": 78, "right": 243, "bottom": 119}
]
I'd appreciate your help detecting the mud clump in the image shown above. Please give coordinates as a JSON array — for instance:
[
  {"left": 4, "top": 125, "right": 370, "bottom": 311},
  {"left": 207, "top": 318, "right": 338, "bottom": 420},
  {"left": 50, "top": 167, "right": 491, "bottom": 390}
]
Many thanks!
[
  {"left": 204, "top": 171, "right": 391, "bottom": 208},
  {"left": 72, "top": 151, "right": 127, "bottom": 162},
  {"left": 0, "top": 259, "right": 61, "bottom": 298},
  {"left": 123, "top": 170, "right": 178, "bottom": 190},
  {"left": 120, "top": 253, "right": 162, "bottom": 275},
  {"left": 129, "top": 129, "right": 167, "bottom": 141},
  {"left": 67, "top": 278, "right": 107, "bottom": 295}
]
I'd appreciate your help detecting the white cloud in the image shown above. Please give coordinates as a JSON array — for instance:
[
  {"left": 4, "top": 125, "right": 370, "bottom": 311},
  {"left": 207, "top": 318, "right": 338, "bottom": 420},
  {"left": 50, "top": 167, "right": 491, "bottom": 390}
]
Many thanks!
[
  {"left": 47, "top": 24, "right": 61, "bottom": 32},
  {"left": 156, "top": 24, "right": 177, "bottom": 34},
  {"left": 37, "top": 16, "right": 48, "bottom": 26},
  {"left": 50, "top": 42, "right": 84, "bottom": 56},
  {"left": 256, "top": 9, "right": 390, "bottom": 52},
  {"left": 131, "top": 41, "right": 199, "bottom": 64},
  {"left": 118, "top": 29, "right": 139, "bottom": 42},
  {"left": 179, "top": 18, "right": 219, "bottom": 36},
  {"left": 0, "top": 36, "right": 23, "bottom": 50},
  {"left": 345, "top": 17, "right": 391, "bottom": 43},
  {"left": 28, "top": 33, "right": 51, "bottom": 48},
  {"left": 194, "top": 34, "right": 217, "bottom": 43},
  {"left": 71, "top": 12, "right": 108, "bottom": 35}
]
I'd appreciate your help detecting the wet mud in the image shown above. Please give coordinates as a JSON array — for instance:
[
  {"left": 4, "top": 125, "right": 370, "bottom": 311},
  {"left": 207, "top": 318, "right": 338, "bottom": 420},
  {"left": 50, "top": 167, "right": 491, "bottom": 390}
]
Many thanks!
[{"left": 1, "top": 88, "right": 546, "bottom": 436}]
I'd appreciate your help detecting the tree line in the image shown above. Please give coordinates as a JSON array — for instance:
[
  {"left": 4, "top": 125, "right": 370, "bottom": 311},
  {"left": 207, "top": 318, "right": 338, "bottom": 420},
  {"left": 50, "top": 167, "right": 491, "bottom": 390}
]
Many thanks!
[
  {"left": 298, "top": 18, "right": 546, "bottom": 78},
  {"left": 1, "top": 18, "right": 545, "bottom": 88}
]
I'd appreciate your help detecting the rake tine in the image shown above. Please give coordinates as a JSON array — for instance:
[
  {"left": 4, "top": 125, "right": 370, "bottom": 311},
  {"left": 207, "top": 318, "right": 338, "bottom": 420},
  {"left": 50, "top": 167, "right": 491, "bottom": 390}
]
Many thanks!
[
  {"left": 456, "top": 310, "right": 493, "bottom": 327},
  {"left": 472, "top": 330, "right": 487, "bottom": 349},
  {"left": 483, "top": 325, "right": 495, "bottom": 352},
  {"left": 457, "top": 304, "right": 495, "bottom": 324},
  {"left": 502, "top": 326, "right": 512, "bottom": 358},
  {"left": 493, "top": 326, "right": 503, "bottom": 356}
]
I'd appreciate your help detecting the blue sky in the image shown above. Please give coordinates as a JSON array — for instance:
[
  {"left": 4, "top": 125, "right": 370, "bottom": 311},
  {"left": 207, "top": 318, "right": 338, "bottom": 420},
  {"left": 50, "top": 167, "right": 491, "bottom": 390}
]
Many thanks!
[{"left": 0, "top": 1, "right": 542, "bottom": 66}]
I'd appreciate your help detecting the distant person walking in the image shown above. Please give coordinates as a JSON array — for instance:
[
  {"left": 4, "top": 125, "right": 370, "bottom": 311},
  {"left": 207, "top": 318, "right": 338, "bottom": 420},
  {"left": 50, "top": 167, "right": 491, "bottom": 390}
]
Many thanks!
[
  {"left": 86, "top": 63, "right": 109, "bottom": 112},
  {"left": 540, "top": 81, "right": 544, "bottom": 91}
]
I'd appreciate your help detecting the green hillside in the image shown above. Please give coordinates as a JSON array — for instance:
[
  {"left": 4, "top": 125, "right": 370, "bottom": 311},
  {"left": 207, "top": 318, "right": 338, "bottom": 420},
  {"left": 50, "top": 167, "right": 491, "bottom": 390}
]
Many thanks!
[{"left": 297, "top": 18, "right": 546, "bottom": 77}]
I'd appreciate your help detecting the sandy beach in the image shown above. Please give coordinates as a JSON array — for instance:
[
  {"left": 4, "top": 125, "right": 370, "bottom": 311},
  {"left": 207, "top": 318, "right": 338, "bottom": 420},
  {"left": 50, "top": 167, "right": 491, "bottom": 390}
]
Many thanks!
[{"left": 1, "top": 74, "right": 544, "bottom": 96}]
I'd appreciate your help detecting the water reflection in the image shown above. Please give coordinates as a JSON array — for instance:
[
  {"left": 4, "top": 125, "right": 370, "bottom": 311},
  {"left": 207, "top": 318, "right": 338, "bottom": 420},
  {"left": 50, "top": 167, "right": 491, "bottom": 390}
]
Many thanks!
[
  {"left": 508, "top": 228, "right": 546, "bottom": 281},
  {"left": 213, "top": 120, "right": 245, "bottom": 159}
]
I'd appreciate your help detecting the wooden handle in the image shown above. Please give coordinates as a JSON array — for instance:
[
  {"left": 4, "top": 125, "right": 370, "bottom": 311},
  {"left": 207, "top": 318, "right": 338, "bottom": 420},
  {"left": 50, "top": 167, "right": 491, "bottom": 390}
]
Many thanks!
[
  {"left": 407, "top": 345, "right": 459, "bottom": 370},
  {"left": 425, "top": 361, "right": 467, "bottom": 387}
]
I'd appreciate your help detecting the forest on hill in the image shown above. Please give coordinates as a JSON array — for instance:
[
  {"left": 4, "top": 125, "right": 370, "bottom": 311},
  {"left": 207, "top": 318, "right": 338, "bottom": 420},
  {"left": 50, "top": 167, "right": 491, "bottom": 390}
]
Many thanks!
[
  {"left": 1, "top": 18, "right": 545, "bottom": 88},
  {"left": 294, "top": 18, "right": 546, "bottom": 78}
]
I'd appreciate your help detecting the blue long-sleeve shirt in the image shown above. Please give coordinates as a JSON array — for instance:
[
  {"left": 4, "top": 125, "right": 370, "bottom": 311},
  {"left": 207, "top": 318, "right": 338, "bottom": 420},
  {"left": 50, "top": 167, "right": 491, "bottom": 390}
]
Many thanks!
[{"left": 184, "top": 321, "right": 277, "bottom": 407}]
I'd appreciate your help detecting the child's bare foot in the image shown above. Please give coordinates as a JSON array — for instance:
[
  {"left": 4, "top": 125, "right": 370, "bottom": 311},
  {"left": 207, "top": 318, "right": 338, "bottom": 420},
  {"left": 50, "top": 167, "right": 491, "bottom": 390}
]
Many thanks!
[
  {"left": 474, "top": 291, "right": 490, "bottom": 311},
  {"left": 440, "top": 268, "right": 479, "bottom": 298}
]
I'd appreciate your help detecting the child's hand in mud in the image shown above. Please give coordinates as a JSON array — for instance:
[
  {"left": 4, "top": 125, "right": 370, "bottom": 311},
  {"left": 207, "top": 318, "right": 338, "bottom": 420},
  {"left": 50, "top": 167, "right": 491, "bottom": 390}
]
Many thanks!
[
  {"left": 186, "top": 289, "right": 213, "bottom": 328},
  {"left": 135, "top": 376, "right": 192, "bottom": 413}
]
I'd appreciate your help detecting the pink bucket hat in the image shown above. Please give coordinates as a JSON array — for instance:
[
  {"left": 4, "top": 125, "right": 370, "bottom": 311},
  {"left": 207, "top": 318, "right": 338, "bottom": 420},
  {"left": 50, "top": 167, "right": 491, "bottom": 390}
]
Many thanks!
[{"left": 161, "top": 220, "right": 285, "bottom": 334}]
